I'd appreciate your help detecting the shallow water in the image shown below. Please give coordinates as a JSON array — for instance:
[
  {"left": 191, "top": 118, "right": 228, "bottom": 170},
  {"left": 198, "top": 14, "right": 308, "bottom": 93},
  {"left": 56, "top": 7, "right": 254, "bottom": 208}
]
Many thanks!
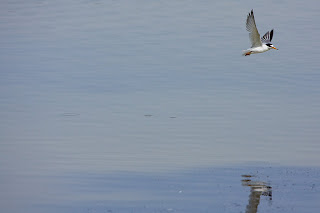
[
  {"left": 4, "top": 166, "right": 320, "bottom": 213},
  {"left": 1, "top": 0, "right": 320, "bottom": 212}
]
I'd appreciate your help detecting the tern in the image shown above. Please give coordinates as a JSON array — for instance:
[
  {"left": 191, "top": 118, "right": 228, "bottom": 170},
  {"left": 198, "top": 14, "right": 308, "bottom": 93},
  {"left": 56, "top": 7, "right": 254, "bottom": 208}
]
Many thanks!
[{"left": 243, "top": 10, "right": 278, "bottom": 56}]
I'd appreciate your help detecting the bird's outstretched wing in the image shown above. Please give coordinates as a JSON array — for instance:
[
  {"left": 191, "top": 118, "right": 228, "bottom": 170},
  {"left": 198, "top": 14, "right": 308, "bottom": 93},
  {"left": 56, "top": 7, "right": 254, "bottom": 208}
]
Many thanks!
[
  {"left": 246, "top": 10, "right": 262, "bottom": 48},
  {"left": 261, "top": 29, "right": 274, "bottom": 43}
]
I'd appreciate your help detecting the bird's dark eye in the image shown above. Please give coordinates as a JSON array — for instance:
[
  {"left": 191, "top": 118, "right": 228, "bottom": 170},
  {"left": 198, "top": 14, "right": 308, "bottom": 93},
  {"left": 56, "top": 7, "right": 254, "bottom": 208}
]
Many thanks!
[{"left": 266, "top": 43, "right": 272, "bottom": 47}]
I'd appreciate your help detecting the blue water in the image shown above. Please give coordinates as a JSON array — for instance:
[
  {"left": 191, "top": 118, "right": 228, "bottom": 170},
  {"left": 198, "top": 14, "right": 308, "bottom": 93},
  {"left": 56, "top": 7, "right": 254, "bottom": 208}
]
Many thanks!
[{"left": 1, "top": 0, "right": 320, "bottom": 212}]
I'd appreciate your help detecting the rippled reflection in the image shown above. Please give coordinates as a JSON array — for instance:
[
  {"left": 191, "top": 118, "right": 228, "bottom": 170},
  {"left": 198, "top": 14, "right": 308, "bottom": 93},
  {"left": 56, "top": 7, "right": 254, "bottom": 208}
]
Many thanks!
[{"left": 242, "top": 175, "right": 272, "bottom": 213}]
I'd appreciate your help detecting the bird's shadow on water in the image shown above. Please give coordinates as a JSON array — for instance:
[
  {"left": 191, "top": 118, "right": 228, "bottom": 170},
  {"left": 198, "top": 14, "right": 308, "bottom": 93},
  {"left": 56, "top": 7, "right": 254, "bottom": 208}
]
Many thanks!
[{"left": 241, "top": 174, "right": 272, "bottom": 213}]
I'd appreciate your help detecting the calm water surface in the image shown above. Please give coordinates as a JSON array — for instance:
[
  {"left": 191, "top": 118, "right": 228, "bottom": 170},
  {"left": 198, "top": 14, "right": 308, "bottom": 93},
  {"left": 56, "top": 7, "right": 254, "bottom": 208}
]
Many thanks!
[{"left": 0, "top": 0, "right": 320, "bottom": 212}]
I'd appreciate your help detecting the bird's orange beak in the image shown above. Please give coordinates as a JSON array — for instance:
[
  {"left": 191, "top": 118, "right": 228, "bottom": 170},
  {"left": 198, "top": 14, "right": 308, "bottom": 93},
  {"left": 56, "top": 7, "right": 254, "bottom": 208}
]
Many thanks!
[{"left": 272, "top": 46, "right": 278, "bottom": 50}]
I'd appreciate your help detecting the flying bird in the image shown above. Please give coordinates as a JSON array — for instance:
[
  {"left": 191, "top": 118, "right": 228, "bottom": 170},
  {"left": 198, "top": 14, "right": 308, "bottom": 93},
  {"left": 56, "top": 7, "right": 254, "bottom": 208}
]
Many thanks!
[{"left": 243, "top": 10, "right": 278, "bottom": 56}]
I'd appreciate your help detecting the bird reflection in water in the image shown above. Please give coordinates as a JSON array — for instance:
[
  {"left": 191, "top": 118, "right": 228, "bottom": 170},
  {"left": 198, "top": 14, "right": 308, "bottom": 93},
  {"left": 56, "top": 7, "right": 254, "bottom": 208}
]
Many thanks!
[{"left": 241, "top": 175, "right": 272, "bottom": 213}]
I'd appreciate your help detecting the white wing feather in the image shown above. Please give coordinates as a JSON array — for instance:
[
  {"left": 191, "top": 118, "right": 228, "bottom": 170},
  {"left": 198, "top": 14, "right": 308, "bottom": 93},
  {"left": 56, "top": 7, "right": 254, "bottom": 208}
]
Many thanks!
[{"left": 246, "top": 10, "right": 262, "bottom": 48}]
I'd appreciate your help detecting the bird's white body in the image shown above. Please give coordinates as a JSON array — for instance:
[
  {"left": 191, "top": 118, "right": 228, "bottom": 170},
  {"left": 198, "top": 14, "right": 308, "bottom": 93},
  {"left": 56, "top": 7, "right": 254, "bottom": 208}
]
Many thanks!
[
  {"left": 243, "top": 44, "right": 271, "bottom": 55},
  {"left": 243, "top": 10, "right": 278, "bottom": 56}
]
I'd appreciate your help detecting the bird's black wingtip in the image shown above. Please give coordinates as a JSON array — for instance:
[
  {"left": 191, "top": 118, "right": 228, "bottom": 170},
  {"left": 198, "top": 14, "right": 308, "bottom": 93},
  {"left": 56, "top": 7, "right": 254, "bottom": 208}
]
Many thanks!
[
  {"left": 248, "top": 9, "right": 254, "bottom": 17},
  {"left": 270, "top": 29, "right": 274, "bottom": 41}
]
